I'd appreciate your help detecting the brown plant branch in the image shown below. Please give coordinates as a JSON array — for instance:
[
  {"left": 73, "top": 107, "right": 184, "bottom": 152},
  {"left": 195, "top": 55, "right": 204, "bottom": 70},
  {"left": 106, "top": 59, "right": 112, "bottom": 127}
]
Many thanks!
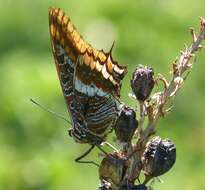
[
  {"left": 99, "top": 18, "right": 205, "bottom": 190},
  {"left": 143, "top": 17, "right": 205, "bottom": 140},
  {"left": 123, "top": 17, "right": 205, "bottom": 186}
]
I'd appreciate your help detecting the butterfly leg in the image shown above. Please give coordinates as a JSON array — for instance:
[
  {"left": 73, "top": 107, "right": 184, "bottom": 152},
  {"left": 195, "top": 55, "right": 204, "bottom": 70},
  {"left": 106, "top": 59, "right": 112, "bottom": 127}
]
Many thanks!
[
  {"left": 75, "top": 145, "right": 99, "bottom": 167},
  {"left": 103, "top": 141, "right": 118, "bottom": 152},
  {"left": 96, "top": 145, "right": 119, "bottom": 161}
]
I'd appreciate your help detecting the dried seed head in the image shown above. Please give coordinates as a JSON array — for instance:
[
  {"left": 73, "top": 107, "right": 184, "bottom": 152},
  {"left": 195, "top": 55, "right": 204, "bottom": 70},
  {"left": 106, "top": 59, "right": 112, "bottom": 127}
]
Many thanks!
[
  {"left": 99, "top": 153, "right": 126, "bottom": 185},
  {"left": 119, "top": 183, "right": 148, "bottom": 190},
  {"left": 131, "top": 65, "right": 155, "bottom": 101},
  {"left": 141, "top": 136, "right": 176, "bottom": 177},
  {"left": 115, "top": 106, "right": 138, "bottom": 144}
]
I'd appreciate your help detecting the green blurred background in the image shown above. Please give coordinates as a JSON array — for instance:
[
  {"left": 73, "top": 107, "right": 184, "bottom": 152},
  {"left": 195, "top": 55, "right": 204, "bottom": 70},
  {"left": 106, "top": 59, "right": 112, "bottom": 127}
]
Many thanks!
[{"left": 1, "top": 0, "right": 205, "bottom": 189}]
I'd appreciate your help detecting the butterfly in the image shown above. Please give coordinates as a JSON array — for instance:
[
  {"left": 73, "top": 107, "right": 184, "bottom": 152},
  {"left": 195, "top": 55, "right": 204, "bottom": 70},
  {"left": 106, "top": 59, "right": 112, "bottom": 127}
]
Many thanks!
[{"left": 49, "top": 7, "right": 127, "bottom": 165}]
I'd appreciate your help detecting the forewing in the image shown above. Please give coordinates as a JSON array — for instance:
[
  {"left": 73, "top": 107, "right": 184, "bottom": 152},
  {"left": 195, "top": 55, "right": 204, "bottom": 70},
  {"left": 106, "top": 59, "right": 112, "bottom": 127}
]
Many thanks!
[
  {"left": 49, "top": 8, "right": 78, "bottom": 123},
  {"left": 49, "top": 7, "right": 127, "bottom": 99}
]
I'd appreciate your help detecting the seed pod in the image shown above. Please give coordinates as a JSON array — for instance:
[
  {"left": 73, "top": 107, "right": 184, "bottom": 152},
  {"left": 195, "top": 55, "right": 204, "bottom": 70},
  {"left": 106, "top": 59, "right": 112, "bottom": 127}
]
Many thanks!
[
  {"left": 99, "top": 153, "right": 126, "bottom": 186},
  {"left": 114, "top": 106, "right": 138, "bottom": 144},
  {"left": 141, "top": 136, "right": 176, "bottom": 178},
  {"left": 131, "top": 65, "right": 154, "bottom": 101},
  {"left": 119, "top": 183, "right": 148, "bottom": 190}
]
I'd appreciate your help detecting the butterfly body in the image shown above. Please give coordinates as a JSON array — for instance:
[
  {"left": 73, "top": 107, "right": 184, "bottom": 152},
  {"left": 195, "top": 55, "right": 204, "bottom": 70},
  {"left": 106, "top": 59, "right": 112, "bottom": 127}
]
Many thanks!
[{"left": 49, "top": 7, "right": 127, "bottom": 145}]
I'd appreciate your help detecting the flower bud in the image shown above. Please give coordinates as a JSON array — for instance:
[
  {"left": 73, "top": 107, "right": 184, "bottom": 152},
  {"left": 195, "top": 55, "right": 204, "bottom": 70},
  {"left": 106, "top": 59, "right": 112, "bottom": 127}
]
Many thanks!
[
  {"left": 114, "top": 106, "right": 138, "bottom": 144},
  {"left": 141, "top": 136, "right": 176, "bottom": 178},
  {"left": 131, "top": 65, "right": 154, "bottom": 101},
  {"left": 99, "top": 153, "right": 126, "bottom": 186}
]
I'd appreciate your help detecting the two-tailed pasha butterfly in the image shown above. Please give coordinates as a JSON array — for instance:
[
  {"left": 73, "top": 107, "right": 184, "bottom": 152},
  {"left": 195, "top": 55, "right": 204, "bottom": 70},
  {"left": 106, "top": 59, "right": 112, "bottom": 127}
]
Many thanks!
[{"left": 49, "top": 7, "right": 127, "bottom": 165}]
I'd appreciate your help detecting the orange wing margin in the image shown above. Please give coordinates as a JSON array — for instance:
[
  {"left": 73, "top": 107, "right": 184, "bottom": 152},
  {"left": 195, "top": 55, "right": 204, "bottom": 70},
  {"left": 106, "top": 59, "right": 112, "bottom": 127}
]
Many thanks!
[{"left": 49, "top": 7, "right": 127, "bottom": 97}]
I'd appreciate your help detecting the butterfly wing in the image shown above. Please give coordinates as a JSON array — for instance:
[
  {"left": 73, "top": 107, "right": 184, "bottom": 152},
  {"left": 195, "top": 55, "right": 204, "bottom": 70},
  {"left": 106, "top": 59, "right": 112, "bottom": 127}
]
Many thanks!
[
  {"left": 49, "top": 7, "right": 127, "bottom": 142},
  {"left": 49, "top": 7, "right": 127, "bottom": 97},
  {"left": 49, "top": 8, "right": 77, "bottom": 125}
]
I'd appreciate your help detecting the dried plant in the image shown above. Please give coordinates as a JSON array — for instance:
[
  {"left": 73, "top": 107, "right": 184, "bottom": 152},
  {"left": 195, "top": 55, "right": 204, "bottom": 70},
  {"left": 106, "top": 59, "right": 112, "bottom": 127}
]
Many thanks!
[{"left": 98, "top": 18, "right": 205, "bottom": 190}]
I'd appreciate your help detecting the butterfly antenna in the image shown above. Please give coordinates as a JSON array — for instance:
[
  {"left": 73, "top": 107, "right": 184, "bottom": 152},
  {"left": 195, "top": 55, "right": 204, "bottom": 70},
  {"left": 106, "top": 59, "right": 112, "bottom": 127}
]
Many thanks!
[{"left": 30, "top": 98, "right": 72, "bottom": 126}]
